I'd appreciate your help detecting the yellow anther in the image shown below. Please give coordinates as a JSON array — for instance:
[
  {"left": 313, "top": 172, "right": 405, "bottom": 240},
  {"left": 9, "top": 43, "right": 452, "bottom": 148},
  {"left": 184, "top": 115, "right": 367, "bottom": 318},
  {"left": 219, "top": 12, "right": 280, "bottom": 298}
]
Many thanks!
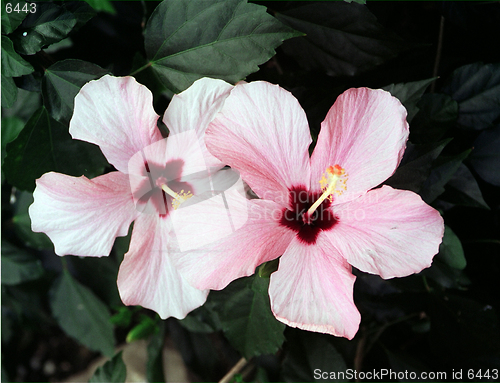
[
  {"left": 306, "top": 164, "right": 347, "bottom": 219},
  {"left": 161, "top": 185, "right": 193, "bottom": 210}
]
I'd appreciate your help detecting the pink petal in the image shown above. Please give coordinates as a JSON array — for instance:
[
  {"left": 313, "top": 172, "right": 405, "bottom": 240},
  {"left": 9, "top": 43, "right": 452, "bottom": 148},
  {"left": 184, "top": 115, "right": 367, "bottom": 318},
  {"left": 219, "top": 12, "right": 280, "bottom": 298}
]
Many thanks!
[
  {"left": 269, "top": 235, "right": 361, "bottom": 339},
  {"left": 170, "top": 198, "right": 295, "bottom": 290},
  {"left": 117, "top": 214, "right": 208, "bottom": 319},
  {"left": 325, "top": 185, "right": 444, "bottom": 279},
  {"left": 310, "top": 88, "right": 409, "bottom": 204},
  {"left": 206, "top": 81, "right": 311, "bottom": 207},
  {"left": 163, "top": 77, "right": 234, "bottom": 169},
  {"left": 69, "top": 75, "right": 163, "bottom": 174},
  {"left": 29, "top": 172, "right": 138, "bottom": 257}
]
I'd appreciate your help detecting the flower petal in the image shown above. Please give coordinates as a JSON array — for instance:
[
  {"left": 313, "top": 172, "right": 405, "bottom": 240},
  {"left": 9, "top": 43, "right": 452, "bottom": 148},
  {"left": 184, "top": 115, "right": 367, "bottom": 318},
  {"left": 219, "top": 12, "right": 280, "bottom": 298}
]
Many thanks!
[
  {"left": 117, "top": 214, "right": 208, "bottom": 319},
  {"left": 310, "top": 88, "right": 409, "bottom": 204},
  {"left": 170, "top": 198, "right": 295, "bottom": 290},
  {"left": 325, "top": 185, "right": 444, "bottom": 279},
  {"left": 206, "top": 81, "right": 311, "bottom": 206},
  {"left": 70, "top": 75, "right": 163, "bottom": 174},
  {"left": 163, "top": 77, "right": 234, "bottom": 169},
  {"left": 269, "top": 235, "right": 360, "bottom": 339},
  {"left": 29, "top": 171, "right": 138, "bottom": 257}
]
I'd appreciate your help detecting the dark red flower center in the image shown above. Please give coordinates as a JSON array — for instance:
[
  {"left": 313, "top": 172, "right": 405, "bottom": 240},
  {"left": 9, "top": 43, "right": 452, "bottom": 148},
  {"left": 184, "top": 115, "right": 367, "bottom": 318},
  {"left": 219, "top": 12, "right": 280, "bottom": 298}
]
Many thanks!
[
  {"left": 133, "top": 159, "right": 192, "bottom": 218},
  {"left": 279, "top": 186, "right": 338, "bottom": 245}
]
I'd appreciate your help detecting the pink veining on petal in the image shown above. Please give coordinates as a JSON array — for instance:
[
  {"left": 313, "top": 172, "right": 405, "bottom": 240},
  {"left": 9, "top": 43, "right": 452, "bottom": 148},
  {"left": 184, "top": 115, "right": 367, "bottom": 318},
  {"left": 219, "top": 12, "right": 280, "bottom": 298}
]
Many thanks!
[
  {"left": 269, "top": 235, "right": 361, "bottom": 339},
  {"left": 69, "top": 75, "right": 163, "bottom": 174},
  {"left": 310, "top": 87, "right": 409, "bottom": 204},
  {"left": 324, "top": 185, "right": 444, "bottom": 279},
  {"left": 29, "top": 171, "right": 138, "bottom": 257}
]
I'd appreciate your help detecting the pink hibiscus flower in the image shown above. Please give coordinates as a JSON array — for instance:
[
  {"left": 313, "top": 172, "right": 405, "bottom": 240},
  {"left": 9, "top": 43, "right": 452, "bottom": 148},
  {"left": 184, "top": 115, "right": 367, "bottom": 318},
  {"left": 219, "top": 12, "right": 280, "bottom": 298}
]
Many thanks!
[
  {"left": 29, "top": 75, "right": 236, "bottom": 319},
  {"left": 170, "top": 82, "right": 444, "bottom": 339}
]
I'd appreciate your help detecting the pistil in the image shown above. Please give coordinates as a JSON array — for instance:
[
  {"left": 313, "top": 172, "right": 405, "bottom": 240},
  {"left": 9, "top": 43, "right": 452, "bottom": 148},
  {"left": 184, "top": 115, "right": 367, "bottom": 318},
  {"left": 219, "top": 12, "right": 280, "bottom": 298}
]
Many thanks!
[
  {"left": 305, "top": 165, "right": 346, "bottom": 221},
  {"left": 161, "top": 184, "right": 193, "bottom": 210}
]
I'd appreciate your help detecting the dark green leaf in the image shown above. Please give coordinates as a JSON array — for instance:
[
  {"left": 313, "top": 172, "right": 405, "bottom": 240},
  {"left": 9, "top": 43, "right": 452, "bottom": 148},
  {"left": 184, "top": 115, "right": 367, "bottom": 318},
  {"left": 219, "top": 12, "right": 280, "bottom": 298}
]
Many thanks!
[
  {"left": 11, "top": 2, "right": 77, "bottom": 55},
  {"left": 276, "top": 2, "right": 405, "bottom": 77},
  {"left": 12, "top": 191, "right": 53, "bottom": 249},
  {"left": 63, "top": 1, "right": 97, "bottom": 31},
  {"left": 469, "top": 124, "right": 500, "bottom": 186},
  {"left": 383, "top": 78, "right": 436, "bottom": 122},
  {"left": 179, "top": 301, "right": 222, "bottom": 334},
  {"left": 442, "top": 62, "right": 500, "bottom": 130},
  {"left": 1, "top": 75, "right": 17, "bottom": 108},
  {"left": 146, "top": 320, "right": 166, "bottom": 383},
  {"left": 411, "top": 93, "right": 458, "bottom": 144},
  {"left": 1, "top": 116, "right": 24, "bottom": 163},
  {"left": 50, "top": 270, "right": 115, "bottom": 357},
  {"left": 1, "top": 240, "right": 44, "bottom": 285},
  {"left": 385, "top": 139, "right": 451, "bottom": 193},
  {"left": 212, "top": 274, "right": 285, "bottom": 358},
  {"left": 3, "top": 106, "right": 107, "bottom": 192},
  {"left": 145, "top": 0, "right": 300, "bottom": 93},
  {"left": 83, "top": 0, "right": 116, "bottom": 15},
  {"left": 1, "top": 36, "right": 34, "bottom": 77},
  {"left": 344, "top": 0, "right": 367, "bottom": 4},
  {"left": 89, "top": 351, "right": 127, "bottom": 383},
  {"left": 437, "top": 226, "right": 466, "bottom": 270},
  {"left": 440, "top": 164, "right": 489, "bottom": 209},
  {"left": 126, "top": 315, "right": 159, "bottom": 343},
  {"left": 420, "top": 149, "right": 471, "bottom": 204},
  {"left": 1, "top": 88, "right": 41, "bottom": 121},
  {"left": 283, "top": 330, "right": 347, "bottom": 382},
  {"left": 42, "top": 59, "right": 108, "bottom": 124},
  {"left": 1, "top": 0, "right": 28, "bottom": 34}
]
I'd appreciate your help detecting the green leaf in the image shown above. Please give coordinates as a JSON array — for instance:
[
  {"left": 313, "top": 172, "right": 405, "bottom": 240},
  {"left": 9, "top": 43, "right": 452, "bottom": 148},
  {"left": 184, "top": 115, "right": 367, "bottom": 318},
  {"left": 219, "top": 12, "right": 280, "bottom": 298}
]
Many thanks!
[
  {"left": 12, "top": 191, "right": 53, "bottom": 249},
  {"left": 146, "top": 320, "right": 166, "bottom": 383},
  {"left": 3, "top": 106, "right": 107, "bottom": 192},
  {"left": 1, "top": 116, "right": 24, "bottom": 163},
  {"left": 442, "top": 62, "right": 500, "bottom": 130},
  {"left": 437, "top": 226, "right": 466, "bottom": 270},
  {"left": 1, "top": 36, "right": 34, "bottom": 77},
  {"left": 1, "top": 75, "right": 17, "bottom": 108},
  {"left": 1, "top": 240, "right": 44, "bottom": 285},
  {"left": 63, "top": 1, "right": 97, "bottom": 31},
  {"left": 89, "top": 351, "right": 127, "bottom": 383},
  {"left": 344, "top": 0, "right": 367, "bottom": 4},
  {"left": 1, "top": 88, "right": 41, "bottom": 121},
  {"left": 83, "top": 0, "right": 116, "bottom": 15},
  {"left": 1, "top": 0, "right": 28, "bottom": 34},
  {"left": 382, "top": 77, "right": 436, "bottom": 122},
  {"left": 42, "top": 59, "right": 108, "bottom": 124},
  {"left": 144, "top": 0, "right": 300, "bottom": 93},
  {"left": 282, "top": 330, "right": 347, "bottom": 382},
  {"left": 126, "top": 315, "right": 159, "bottom": 343},
  {"left": 469, "top": 124, "right": 500, "bottom": 186},
  {"left": 410, "top": 93, "right": 458, "bottom": 144},
  {"left": 110, "top": 307, "right": 133, "bottom": 328},
  {"left": 420, "top": 149, "right": 471, "bottom": 204},
  {"left": 50, "top": 270, "right": 115, "bottom": 357},
  {"left": 276, "top": 2, "right": 405, "bottom": 77},
  {"left": 212, "top": 274, "right": 285, "bottom": 358},
  {"left": 385, "top": 139, "right": 451, "bottom": 193},
  {"left": 440, "top": 164, "right": 489, "bottom": 209},
  {"left": 10, "top": 2, "right": 77, "bottom": 55}
]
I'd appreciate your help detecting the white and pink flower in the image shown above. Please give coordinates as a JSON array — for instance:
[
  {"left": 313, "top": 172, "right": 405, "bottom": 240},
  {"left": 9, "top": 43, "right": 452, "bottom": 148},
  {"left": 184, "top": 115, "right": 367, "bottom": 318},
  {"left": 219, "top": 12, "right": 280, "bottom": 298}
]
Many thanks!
[
  {"left": 170, "top": 82, "right": 445, "bottom": 339},
  {"left": 29, "top": 75, "right": 236, "bottom": 319}
]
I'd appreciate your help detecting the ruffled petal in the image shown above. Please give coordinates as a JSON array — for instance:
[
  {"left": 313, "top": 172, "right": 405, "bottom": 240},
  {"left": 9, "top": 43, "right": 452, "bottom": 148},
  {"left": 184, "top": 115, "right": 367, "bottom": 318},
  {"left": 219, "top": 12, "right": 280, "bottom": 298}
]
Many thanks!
[
  {"left": 170, "top": 196, "right": 295, "bottom": 290},
  {"left": 310, "top": 88, "right": 409, "bottom": 204},
  {"left": 163, "top": 77, "right": 234, "bottom": 169},
  {"left": 206, "top": 81, "right": 311, "bottom": 207},
  {"left": 269, "top": 235, "right": 360, "bottom": 339},
  {"left": 70, "top": 75, "right": 163, "bottom": 174},
  {"left": 29, "top": 171, "right": 138, "bottom": 257},
  {"left": 117, "top": 214, "right": 208, "bottom": 319},
  {"left": 325, "top": 185, "right": 444, "bottom": 279}
]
